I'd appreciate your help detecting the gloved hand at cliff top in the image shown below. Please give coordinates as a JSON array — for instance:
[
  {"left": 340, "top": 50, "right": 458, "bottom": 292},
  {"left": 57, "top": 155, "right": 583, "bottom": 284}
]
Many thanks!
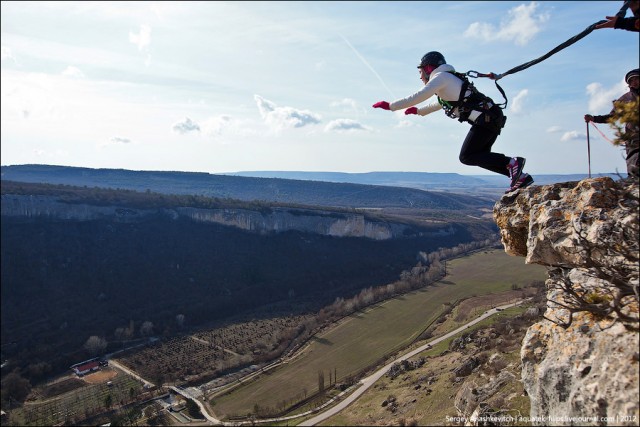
[
  {"left": 404, "top": 107, "right": 418, "bottom": 115},
  {"left": 372, "top": 101, "right": 390, "bottom": 110}
]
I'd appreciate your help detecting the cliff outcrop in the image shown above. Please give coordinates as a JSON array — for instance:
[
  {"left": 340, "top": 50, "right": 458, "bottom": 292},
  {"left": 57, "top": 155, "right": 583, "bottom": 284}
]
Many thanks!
[
  {"left": 0, "top": 194, "right": 455, "bottom": 240},
  {"left": 494, "top": 177, "right": 639, "bottom": 425}
]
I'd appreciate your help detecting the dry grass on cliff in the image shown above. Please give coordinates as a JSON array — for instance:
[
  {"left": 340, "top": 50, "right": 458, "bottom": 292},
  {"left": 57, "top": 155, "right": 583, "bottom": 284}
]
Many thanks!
[{"left": 453, "top": 287, "right": 540, "bottom": 323}]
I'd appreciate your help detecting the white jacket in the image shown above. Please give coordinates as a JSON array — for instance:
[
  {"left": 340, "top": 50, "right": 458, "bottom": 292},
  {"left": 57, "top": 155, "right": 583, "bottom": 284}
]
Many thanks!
[{"left": 389, "top": 64, "right": 485, "bottom": 123}]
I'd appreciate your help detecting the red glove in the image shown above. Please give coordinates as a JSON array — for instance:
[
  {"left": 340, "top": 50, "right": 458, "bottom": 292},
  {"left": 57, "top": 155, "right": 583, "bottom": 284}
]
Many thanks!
[
  {"left": 404, "top": 107, "right": 418, "bottom": 115},
  {"left": 372, "top": 101, "right": 390, "bottom": 110}
]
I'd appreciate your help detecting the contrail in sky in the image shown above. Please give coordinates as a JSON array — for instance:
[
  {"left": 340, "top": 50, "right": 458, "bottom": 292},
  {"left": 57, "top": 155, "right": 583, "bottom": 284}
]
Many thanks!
[{"left": 339, "top": 34, "right": 396, "bottom": 100}]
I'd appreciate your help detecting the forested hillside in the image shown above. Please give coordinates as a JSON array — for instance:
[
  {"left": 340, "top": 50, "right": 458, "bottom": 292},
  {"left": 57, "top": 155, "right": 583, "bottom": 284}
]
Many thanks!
[
  {"left": 1, "top": 180, "right": 497, "bottom": 384},
  {"left": 0, "top": 164, "right": 494, "bottom": 209}
]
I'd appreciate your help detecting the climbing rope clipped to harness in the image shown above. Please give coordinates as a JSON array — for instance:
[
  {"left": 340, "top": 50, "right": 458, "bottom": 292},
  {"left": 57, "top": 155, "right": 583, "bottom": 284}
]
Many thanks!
[
  {"left": 464, "top": 18, "right": 609, "bottom": 110},
  {"left": 466, "top": 70, "right": 508, "bottom": 110}
]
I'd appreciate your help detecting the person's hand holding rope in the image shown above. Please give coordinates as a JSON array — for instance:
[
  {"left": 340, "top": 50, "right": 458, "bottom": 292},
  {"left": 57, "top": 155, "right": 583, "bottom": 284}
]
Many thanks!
[{"left": 595, "top": 16, "right": 619, "bottom": 29}]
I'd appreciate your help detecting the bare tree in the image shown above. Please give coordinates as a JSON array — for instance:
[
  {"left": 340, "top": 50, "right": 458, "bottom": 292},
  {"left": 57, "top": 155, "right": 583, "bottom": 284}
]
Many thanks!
[
  {"left": 176, "top": 314, "right": 185, "bottom": 328},
  {"left": 114, "top": 327, "right": 126, "bottom": 340},
  {"left": 84, "top": 336, "right": 107, "bottom": 356},
  {"left": 140, "top": 321, "right": 154, "bottom": 336}
]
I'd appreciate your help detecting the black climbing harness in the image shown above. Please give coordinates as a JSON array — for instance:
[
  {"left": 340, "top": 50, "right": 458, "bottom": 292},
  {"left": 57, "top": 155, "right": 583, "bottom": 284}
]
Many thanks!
[{"left": 437, "top": 71, "right": 498, "bottom": 125}]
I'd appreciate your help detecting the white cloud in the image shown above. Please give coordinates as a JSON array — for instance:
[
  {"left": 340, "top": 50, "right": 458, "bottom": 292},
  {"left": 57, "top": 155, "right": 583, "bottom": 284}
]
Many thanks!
[
  {"left": 110, "top": 136, "right": 132, "bottom": 144},
  {"left": 203, "top": 115, "right": 232, "bottom": 137},
  {"left": 254, "top": 95, "right": 321, "bottom": 131},
  {"left": 201, "top": 115, "right": 256, "bottom": 139},
  {"left": 99, "top": 136, "right": 133, "bottom": 149},
  {"left": 62, "top": 66, "right": 85, "bottom": 79},
  {"left": 510, "top": 89, "right": 529, "bottom": 114},
  {"left": 546, "top": 125, "right": 563, "bottom": 133},
  {"left": 586, "top": 81, "right": 627, "bottom": 113},
  {"left": 129, "top": 24, "right": 151, "bottom": 51},
  {"left": 560, "top": 130, "right": 585, "bottom": 142},
  {"left": 324, "top": 118, "right": 370, "bottom": 133},
  {"left": 463, "top": 2, "right": 549, "bottom": 46},
  {"left": 172, "top": 117, "right": 200, "bottom": 134}
]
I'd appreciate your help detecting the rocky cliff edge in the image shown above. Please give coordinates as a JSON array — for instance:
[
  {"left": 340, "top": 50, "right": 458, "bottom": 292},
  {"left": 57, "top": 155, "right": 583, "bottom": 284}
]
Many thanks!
[{"left": 494, "top": 177, "right": 639, "bottom": 425}]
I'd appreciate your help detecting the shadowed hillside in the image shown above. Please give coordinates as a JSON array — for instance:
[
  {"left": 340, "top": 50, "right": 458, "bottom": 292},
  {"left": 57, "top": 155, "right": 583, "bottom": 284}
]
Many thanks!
[{"left": 0, "top": 179, "right": 497, "bottom": 384}]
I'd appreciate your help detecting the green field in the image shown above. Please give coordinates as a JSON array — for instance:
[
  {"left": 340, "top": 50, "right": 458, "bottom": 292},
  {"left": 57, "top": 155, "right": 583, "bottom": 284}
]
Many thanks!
[{"left": 211, "top": 249, "right": 547, "bottom": 419}]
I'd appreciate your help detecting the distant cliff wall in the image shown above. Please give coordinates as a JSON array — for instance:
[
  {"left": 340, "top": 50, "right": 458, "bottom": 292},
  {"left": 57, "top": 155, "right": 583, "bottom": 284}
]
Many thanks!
[
  {"left": 494, "top": 177, "right": 639, "bottom": 425},
  {"left": 1, "top": 194, "right": 455, "bottom": 240}
]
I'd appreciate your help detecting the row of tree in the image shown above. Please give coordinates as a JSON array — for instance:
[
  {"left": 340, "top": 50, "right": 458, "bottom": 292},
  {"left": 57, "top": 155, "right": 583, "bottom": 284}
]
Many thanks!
[{"left": 221, "top": 238, "right": 502, "bottom": 419}]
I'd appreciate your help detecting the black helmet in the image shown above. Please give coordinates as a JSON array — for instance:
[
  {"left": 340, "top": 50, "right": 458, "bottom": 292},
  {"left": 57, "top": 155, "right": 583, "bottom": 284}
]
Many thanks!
[
  {"left": 417, "top": 51, "right": 446, "bottom": 68},
  {"left": 625, "top": 68, "right": 639, "bottom": 83}
]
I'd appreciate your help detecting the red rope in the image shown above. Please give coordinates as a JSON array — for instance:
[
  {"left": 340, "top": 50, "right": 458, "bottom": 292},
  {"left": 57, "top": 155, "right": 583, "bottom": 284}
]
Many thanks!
[{"left": 589, "top": 122, "right": 616, "bottom": 144}]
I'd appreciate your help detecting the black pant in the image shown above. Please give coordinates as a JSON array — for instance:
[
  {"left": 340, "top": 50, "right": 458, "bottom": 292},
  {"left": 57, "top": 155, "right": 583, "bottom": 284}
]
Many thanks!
[
  {"left": 459, "top": 123, "right": 511, "bottom": 177},
  {"left": 626, "top": 138, "right": 639, "bottom": 179}
]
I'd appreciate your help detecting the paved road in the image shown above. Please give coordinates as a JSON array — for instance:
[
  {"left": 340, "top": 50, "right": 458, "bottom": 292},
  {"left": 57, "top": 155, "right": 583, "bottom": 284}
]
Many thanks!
[
  {"left": 299, "top": 300, "right": 524, "bottom": 426},
  {"left": 169, "top": 385, "right": 224, "bottom": 425}
]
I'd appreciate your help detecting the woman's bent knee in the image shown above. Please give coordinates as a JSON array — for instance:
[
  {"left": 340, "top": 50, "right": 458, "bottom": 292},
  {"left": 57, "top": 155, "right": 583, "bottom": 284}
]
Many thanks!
[{"left": 459, "top": 154, "right": 476, "bottom": 165}]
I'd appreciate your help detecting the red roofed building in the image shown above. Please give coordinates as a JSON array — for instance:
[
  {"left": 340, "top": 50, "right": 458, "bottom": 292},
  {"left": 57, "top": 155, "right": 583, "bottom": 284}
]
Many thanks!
[{"left": 73, "top": 360, "right": 100, "bottom": 376}]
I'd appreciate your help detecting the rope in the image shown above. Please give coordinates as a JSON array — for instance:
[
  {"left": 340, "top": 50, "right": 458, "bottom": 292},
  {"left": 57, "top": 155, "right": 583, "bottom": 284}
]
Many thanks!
[
  {"left": 492, "top": 20, "right": 607, "bottom": 81},
  {"left": 616, "top": 1, "right": 632, "bottom": 18},
  {"left": 459, "top": 1, "right": 631, "bottom": 110},
  {"left": 492, "top": 1, "right": 628, "bottom": 80},
  {"left": 589, "top": 121, "right": 616, "bottom": 144},
  {"left": 465, "top": 18, "right": 611, "bottom": 108}
]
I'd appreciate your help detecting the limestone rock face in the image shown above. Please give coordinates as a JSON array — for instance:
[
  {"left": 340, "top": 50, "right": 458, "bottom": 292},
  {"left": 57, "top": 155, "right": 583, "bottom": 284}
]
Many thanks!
[
  {"left": 454, "top": 370, "right": 517, "bottom": 419},
  {"left": 1, "top": 194, "right": 455, "bottom": 240},
  {"left": 494, "top": 177, "right": 639, "bottom": 425}
]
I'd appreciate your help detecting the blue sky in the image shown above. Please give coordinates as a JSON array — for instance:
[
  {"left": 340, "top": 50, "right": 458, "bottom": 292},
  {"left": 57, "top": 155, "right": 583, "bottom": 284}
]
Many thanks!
[{"left": 1, "top": 1, "right": 638, "bottom": 176}]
